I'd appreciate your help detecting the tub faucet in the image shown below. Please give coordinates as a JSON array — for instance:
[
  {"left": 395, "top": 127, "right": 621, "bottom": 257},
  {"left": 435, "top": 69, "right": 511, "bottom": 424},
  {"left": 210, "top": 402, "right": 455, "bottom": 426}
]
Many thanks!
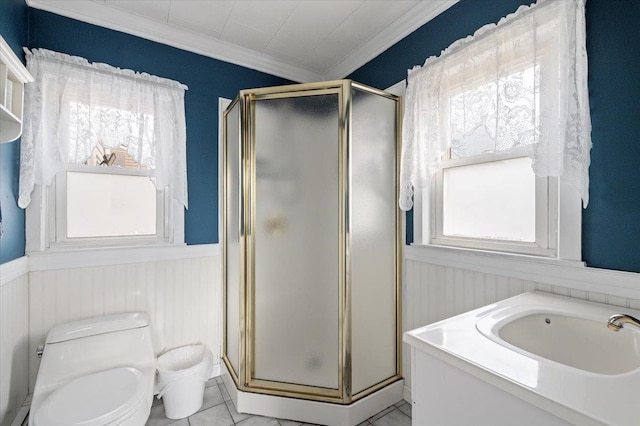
[{"left": 607, "top": 314, "right": 640, "bottom": 331}]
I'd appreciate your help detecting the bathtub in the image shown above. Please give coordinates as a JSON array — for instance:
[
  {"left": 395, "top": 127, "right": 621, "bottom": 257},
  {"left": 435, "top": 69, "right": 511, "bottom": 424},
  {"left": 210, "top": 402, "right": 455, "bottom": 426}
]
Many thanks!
[{"left": 404, "top": 291, "right": 640, "bottom": 426}]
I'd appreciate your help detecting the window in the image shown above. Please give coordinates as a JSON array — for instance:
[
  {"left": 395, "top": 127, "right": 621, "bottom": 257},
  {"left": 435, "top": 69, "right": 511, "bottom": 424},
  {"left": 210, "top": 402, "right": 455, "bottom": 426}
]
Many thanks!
[
  {"left": 65, "top": 169, "right": 158, "bottom": 238},
  {"left": 400, "top": 0, "right": 590, "bottom": 260},
  {"left": 20, "top": 49, "right": 187, "bottom": 251},
  {"left": 431, "top": 65, "right": 556, "bottom": 256},
  {"left": 51, "top": 141, "right": 168, "bottom": 247}
]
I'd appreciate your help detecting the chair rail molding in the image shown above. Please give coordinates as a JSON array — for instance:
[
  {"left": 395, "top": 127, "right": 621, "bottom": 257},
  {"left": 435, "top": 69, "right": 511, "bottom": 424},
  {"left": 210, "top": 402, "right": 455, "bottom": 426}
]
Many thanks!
[
  {"left": 29, "top": 243, "right": 220, "bottom": 272},
  {"left": 405, "top": 245, "right": 640, "bottom": 308},
  {"left": 0, "top": 256, "right": 29, "bottom": 286}
]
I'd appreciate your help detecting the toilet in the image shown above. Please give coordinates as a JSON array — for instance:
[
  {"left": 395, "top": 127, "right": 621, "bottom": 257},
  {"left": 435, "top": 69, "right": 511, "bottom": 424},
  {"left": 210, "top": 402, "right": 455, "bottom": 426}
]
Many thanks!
[{"left": 29, "top": 313, "right": 156, "bottom": 426}]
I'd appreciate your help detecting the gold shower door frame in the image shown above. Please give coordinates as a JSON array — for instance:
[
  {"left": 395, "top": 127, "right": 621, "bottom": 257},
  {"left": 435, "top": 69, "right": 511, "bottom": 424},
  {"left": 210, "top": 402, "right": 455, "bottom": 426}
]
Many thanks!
[{"left": 222, "top": 80, "right": 403, "bottom": 404}]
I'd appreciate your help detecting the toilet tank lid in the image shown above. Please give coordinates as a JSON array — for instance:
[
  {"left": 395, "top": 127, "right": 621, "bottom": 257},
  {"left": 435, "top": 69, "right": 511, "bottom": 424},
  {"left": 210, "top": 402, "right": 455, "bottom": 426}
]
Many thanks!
[{"left": 46, "top": 312, "right": 150, "bottom": 344}]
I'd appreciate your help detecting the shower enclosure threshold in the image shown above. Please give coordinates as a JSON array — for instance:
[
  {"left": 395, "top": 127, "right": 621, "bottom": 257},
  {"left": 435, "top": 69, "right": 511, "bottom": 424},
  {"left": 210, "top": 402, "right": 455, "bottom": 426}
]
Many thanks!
[{"left": 220, "top": 363, "right": 404, "bottom": 426}]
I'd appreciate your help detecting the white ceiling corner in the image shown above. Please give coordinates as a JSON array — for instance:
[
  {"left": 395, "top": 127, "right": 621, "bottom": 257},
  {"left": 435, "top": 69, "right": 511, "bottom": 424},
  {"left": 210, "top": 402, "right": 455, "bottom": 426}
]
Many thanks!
[
  {"left": 24, "top": 0, "right": 459, "bottom": 83},
  {"left": 324, "top": 0, "right": 460, "bottom": 80}
]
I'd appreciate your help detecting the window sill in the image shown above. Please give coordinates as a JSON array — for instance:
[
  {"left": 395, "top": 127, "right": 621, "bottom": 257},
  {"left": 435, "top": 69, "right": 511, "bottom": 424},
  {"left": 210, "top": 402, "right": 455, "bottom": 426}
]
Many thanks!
[
  {"left": 430, "top": 237, "right": 557, "bottom": 258},
  {"left": 412, "top": 243, "right": 584, "bottom": 268},
  {"left": 28, "top": 243, "right": 219, "bottom": 272},
  {"left": 44, "top": 237, "right": 174, "bottom": 252},
  {"left": 404, "top": 244, "right": 640, "bottom": 300}
]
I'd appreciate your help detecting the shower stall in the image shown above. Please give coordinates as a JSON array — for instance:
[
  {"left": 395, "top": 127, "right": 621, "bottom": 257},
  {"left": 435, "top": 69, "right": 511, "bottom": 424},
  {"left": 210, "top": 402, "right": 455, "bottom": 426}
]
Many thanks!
[{"left": 222, "top": 80, "right": 402, "bottom": 421}]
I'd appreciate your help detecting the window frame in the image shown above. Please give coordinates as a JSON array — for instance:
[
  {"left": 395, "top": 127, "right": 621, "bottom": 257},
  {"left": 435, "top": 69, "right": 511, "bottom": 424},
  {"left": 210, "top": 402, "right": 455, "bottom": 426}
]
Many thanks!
[
  {"left": 410, "top": 50, "right": 580, "bottom": 260},
  {"left": 23, "top": 50, "right": 188, "bottom": 254},
  {"left": 391, "top": 82, "right": 582, "bottom": 262},
  {"left": 431, "top": 148, "right": 558, "bottom": 257},
  {"left": 397, "top": 1, "right": 588, "bottom": 264},
  {"left": 26, "top": 166, "right": 184, "bottom": 252},
  {"left": 415, "top": 174, "right": 581, "bottom": 261},
  {"left": 53, "top": 163, "right": 170, "bottom": 247}
]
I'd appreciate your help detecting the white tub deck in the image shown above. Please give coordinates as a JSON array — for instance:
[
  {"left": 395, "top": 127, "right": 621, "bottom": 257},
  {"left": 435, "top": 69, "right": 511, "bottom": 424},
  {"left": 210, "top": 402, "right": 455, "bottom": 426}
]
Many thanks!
[{"left": 404, "top": 291, "right": 640, "bottom": 426}]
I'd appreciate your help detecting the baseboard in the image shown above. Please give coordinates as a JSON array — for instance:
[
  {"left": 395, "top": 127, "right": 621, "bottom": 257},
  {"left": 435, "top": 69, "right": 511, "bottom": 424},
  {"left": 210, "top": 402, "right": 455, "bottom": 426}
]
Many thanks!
[
  {"left": 211, "top": 362, "right": 220, "bottom": 379},
  {"left": 403, "top": 384, "right": 411, "bottom": 404}
]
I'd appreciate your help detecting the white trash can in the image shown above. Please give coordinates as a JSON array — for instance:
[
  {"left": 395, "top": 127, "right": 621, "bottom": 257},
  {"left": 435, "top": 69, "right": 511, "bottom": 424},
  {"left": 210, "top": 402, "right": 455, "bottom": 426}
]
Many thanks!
[{"left": 156, "top": 344, "right": 213, "bottom": 419}]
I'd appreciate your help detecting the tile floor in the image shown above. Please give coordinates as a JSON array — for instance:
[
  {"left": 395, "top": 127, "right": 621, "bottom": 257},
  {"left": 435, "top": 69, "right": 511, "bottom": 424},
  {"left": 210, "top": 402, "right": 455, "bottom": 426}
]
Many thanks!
[{"left": 146, "top": 377, "right": 412, "bottom": 426}]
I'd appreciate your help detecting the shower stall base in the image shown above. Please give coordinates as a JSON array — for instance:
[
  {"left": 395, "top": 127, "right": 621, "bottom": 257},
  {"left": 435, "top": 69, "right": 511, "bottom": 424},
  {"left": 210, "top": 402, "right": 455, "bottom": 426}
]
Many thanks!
[{"left": 221, "top": 362, "right": 404, "bottom": 426}]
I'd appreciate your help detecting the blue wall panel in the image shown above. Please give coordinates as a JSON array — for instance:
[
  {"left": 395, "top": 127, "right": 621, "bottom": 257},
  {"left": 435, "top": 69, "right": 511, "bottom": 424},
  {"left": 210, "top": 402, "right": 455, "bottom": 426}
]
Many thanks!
[
  {"left": 0, "top": 0, "right": 28, "bottom": 263},
  {"left": 581, "top": 0, "right": 640, "bottom": 273},
  {"left": 349, "top": 0, "right": 640, "bottom": 273}
]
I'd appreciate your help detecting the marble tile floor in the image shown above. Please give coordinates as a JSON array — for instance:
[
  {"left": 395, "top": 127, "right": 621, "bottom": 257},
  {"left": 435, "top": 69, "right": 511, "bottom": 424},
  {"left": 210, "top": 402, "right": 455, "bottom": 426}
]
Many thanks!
[{"left": 146, "top": 377, "right": 412, "bottom": 426}]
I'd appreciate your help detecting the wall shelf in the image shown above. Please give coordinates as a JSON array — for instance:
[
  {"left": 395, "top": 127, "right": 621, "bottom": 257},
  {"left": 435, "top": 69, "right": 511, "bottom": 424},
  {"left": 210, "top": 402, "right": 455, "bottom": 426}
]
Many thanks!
[{"left": 0, "top": 36, "right": 33, "bottom": 143}]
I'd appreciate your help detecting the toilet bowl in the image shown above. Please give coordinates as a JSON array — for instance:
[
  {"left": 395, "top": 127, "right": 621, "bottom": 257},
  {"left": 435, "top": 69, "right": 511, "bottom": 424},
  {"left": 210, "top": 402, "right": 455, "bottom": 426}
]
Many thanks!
[{"left": 29, "top": 313, "right": 156, "bottom": 426}]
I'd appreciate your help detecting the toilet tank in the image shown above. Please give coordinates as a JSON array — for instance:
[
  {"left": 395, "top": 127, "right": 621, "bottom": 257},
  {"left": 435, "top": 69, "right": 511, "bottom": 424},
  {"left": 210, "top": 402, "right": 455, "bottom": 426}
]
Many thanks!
[{"left": 36, "top": 312, "right": 156, "bottom": 387}]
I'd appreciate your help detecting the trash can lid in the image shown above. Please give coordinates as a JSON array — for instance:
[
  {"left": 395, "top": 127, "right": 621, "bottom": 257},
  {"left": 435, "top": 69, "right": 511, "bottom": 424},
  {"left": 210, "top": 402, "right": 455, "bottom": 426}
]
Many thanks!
[
  {"left": 157, "top": 344, "right": 207, "bottom": 375},
  {"left": 34, "top": 367, "right": 147, "bottom": 426}
]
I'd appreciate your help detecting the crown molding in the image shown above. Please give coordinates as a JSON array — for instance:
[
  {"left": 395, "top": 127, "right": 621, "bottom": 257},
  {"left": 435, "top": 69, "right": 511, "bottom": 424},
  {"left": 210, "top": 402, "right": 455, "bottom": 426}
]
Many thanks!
[
  {"left": 26, "top": 0, "right": 458, "bottom": 83},
  {"left": 26, "top": 0, "right": 323, "bottom": 83},
  {"left": 325, "top": 0, "right": 459, "bottom": 80}
]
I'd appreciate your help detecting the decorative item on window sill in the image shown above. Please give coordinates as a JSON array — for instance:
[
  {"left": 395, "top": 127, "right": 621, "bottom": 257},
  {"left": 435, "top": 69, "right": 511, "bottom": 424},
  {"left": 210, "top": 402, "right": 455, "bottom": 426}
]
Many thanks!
[
  {"left": 98, "top": 153, "right": 116, "bottom": 166},
  {"left": 85, "top": 142, "right": 145, "bottom": 169},
  {"left": 95, "top": 144, "right": 117, "bottom": 166}
]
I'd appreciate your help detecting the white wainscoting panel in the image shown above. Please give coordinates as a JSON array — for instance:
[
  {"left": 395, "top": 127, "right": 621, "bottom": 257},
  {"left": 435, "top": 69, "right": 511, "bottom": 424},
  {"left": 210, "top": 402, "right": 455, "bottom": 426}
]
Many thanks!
[
  {"left": 402, "top": 251, "right": 640, "bottom": 393},
  {"left": 28, "top": 253, "right": 221, "bottom": 390},
  {"left": 0, "top": 267, "right": 29, "bottom": 426}
]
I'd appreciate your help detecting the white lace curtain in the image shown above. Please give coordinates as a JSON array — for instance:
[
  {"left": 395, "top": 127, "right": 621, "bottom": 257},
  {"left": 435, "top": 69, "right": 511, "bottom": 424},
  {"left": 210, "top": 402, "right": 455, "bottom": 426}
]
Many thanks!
[
  {"left": 18, "top": 48, "right": 189, "bottom": 209},
  {"left": 400, "top": 0, "right": 591, "bottom": 211}
]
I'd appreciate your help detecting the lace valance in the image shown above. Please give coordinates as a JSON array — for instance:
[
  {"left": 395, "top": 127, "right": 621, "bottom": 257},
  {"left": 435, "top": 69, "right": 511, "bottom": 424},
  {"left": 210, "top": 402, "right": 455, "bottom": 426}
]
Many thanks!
[
  {"left": 400, "top": 0, "right": 591, "bottom": 210},
  {"left": 19, "top": 48, "right": 189, "bottom": 208}
]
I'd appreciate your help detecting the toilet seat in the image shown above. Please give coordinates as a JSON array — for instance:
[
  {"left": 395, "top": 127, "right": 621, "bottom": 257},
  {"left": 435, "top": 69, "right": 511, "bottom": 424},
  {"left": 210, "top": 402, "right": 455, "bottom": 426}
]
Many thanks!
[{"left": 34, "top": 367, "right": 147, "bottom": 426}]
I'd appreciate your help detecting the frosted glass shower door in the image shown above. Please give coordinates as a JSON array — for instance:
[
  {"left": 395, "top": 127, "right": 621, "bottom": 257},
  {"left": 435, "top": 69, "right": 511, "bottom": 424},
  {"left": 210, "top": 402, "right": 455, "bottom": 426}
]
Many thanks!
[
  {"left": 251, "top": 94, "right": 340, "bottom": 391},
  {"left": 350, "top": 87, "right": 399, "bottom": 395}
]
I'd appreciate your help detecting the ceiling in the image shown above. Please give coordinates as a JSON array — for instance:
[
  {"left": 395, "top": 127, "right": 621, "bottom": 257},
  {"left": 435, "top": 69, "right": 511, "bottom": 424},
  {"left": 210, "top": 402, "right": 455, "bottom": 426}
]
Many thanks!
[{"left": 25, "top": 0, "right": 458, "bottom": 83}]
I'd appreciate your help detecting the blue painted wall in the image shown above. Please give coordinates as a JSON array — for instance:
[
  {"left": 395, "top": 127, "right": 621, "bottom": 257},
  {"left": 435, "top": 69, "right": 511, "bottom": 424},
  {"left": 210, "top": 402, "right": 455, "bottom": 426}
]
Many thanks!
[
  {"left": 0, "top": 0, "right": 28, "bottom": 264},
  {"left": 582, "top": 0, "right": 640, "bottom": 274},
  {"left": 349, "top": 0, "right": 640, "bottom": 274}
]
